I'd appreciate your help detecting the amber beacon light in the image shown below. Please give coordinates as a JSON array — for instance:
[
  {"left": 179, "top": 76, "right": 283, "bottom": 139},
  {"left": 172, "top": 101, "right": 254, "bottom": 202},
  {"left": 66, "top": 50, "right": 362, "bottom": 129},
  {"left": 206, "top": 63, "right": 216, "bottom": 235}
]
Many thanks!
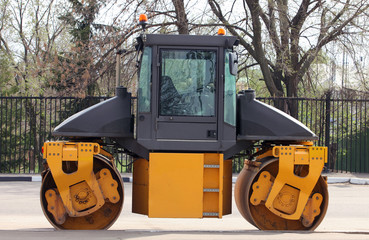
[
  {"left": 217, "top": 28, "right": 226, "bottom": 35},
  {"left": 139, "top": 14, "right": 148, "bottom": 31}
]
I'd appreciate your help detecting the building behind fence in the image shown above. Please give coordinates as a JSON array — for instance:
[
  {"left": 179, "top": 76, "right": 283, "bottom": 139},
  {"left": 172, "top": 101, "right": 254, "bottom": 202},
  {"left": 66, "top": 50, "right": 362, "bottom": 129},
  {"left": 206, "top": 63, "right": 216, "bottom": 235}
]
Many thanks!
[{"left": 1, "top": 95, "right": 368, "bottom": 174}]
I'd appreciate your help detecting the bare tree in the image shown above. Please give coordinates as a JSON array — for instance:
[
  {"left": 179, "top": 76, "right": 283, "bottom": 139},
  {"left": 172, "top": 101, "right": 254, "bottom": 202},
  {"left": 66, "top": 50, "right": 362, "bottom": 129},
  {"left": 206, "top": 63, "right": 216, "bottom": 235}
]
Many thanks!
[
  {"left": 0, "top": 0, "right": 68, "bottom": 95},
  {"left": 208, "top": 0, "right": 369, "bottom": 116}
]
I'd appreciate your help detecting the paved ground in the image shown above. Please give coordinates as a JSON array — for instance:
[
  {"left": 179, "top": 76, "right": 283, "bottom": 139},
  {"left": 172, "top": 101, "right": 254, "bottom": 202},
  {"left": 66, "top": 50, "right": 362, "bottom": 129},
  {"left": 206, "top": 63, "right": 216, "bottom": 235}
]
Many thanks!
[
  {"left": 0, "top": 180, "right": 369, "bottom": 239},
  {"left": 1, "top": 171, "right": 369, "bottom": 184}
]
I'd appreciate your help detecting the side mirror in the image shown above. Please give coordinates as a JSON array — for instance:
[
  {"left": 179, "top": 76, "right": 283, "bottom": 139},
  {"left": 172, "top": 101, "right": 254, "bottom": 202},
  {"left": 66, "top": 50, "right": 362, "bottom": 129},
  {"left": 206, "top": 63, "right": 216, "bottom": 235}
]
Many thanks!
[{"left": 229, "top": 52, "right": 238, "bottom": 76}]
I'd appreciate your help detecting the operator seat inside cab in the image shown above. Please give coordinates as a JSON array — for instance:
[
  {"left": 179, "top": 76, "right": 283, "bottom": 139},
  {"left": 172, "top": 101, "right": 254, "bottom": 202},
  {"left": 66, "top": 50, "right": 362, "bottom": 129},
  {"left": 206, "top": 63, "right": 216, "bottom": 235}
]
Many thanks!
[{"left": 160, "top": 76, "right": 181, "bottom": 115}]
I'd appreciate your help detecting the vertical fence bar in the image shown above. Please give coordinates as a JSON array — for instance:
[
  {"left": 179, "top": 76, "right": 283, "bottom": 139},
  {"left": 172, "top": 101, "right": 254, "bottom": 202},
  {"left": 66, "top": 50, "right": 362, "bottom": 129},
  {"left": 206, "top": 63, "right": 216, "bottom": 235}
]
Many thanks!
[
  {"left": 24, "top": 98, "right": 28, "bottom": 173},
  {"left": 334, "top": 98, "right": 338, "bottom": 172},
  {"left": 304, "top": 98, "right": 308, "bottom": 127},
  {"left": 359, "top": 100, "right": 362, "bottom": 173},
  {"left": 342, "top": 100, "right": 349, "bottom": 172},
  {"left": 349, "top": 100, "right": 353, "bottom": 172},
  {"left": 340, "top": 99, "right": 343, "bottom": 173},
  {"left": 57, "top": 98, "right": 60, "bottom": 120},
  {"left": 17, "top": 98, "right": 21, "bottom": 173},
  {"left": 309, "top": 99, "right": 312, "bottom": 131},
  {"left": 331, "top": 98, "right": 335, "bottom": 172},
  {"left": 31, "top": 98, "right": 36, "bottom": 173},
  {"left": 44, "top": 98, "right": 48, "bottom": 152},
  {"left": 341, "top": 99, "right": 344, "bottom": 172},
  {"left": 318, "top": 97, "right": 324, "bottom": 146},
  {"left": 299, "top": 98, "right": 303, "bottom": 123},
  {"left": 0, "top": 97, "right": 3, "bottom": 172},
  {"left": 54, "top": 98, "right": 57, "bottom": 138},
  {"left": 8, "top": 98, "right": 11, "bottom": 172},
  {"left": 314, "top": 99, "right": 318, "bottom": 139},
  {"left": 355, "top": 100, "right": 358, "bottom": 172},
  {"left": 5, "top": 98, "right": 8, "bottom": 172},
  {"left": 337, "top": 99, "right": 341, "bottom": 172},
  {"left": 364, "top": 101, "right": 369, "bottom": 172},
  {"left": 12, "top": 98, "right": 16, "bottom": 173},
  {"left": 37, "top": 98, "right": 40, "bottom": 173},
  {"left": 22, "top": 98, "right": 26, "bottom": 173},
  {"left": 19, "top": 98, "right": 22, "bottom": 173},
  {"left": 9, "top": 98, "right": 13, "bottom": 173},
  {"left": 15, "top": 98, "right": 19, "bottom": 173},
  {"left": 49, "top": 98, "right": 52, "bottom": 139},
  {"left": 324, "top": 92, "right": 331, "bottom": 170}
]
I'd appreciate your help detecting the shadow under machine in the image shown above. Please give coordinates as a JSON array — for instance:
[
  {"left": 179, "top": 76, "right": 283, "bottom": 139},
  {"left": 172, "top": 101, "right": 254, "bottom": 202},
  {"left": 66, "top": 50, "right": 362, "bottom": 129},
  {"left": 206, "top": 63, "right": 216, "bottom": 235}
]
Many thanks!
[{"left": 40, "top": 15, "right": 329, "bottom": 231}]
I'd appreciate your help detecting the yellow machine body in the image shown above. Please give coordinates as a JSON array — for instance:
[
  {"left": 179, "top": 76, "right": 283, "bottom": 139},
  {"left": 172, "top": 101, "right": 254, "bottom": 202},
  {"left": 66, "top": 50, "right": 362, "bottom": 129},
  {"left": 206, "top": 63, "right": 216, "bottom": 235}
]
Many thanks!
[
  {"left": 42, "top": 140, "right": 328, "bottom": 230},
  {"left": 132, "top": 153, "right": 232, "bottom": 218}
]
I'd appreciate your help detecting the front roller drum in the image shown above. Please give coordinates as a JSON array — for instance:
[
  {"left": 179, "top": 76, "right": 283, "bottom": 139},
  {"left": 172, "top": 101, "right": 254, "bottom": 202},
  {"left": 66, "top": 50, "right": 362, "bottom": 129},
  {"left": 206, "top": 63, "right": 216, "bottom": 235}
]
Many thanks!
[
  {"left": 235, "top": 158, "right": 328, "bottom": 230},
  {"left": 40, "top": 154, "right": 124, "bottom": 230}
]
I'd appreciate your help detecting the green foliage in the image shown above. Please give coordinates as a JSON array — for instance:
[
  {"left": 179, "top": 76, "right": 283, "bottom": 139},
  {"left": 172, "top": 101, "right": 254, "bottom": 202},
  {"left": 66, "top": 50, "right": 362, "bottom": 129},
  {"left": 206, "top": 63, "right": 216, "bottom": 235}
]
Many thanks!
[
  {"left": 237, "top": 68, "right": 271, "bottom": 97},
  {"left": 55, "top": 0, "right": 110, "bottom": 96},
  {"left": 60, "top": 0, "right": 106, "bottom": 42},
  {"left": 0, "top": 99, "right": 40, "bottom": 173},
  {"left": 312, "top": 51, "right": 330, "bottom": 65},
  {"left": 335, "top": 127, "right": 369, "bottom": 173},
  {"left": 0, "top": 51, "right": 18, "bottom": 95}
]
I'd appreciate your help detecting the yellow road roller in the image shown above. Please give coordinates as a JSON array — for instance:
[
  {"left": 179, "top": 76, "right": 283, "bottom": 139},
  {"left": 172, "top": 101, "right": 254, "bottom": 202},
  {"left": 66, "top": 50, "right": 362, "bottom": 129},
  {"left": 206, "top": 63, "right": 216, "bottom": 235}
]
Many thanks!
[{"left": 40, "top": 16, "right": 328, "bottom": 230}]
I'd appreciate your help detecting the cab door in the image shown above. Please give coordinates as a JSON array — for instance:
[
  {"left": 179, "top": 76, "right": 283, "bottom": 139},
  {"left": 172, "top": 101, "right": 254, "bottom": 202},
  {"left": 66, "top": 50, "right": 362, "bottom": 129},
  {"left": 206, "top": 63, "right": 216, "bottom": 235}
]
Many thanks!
[{"left": 155, "top": 48, "right": 219, "bottom": 140}]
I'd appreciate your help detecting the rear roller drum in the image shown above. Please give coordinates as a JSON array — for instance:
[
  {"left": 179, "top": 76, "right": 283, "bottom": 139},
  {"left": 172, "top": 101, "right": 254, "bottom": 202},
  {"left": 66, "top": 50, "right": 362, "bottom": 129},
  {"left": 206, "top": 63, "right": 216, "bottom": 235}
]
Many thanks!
[
  {"left": 235, "top": 158, "right": 328, "bottom": 230},
  {"left": 40, "top": 154, "right": 124, "bottom": 230}
]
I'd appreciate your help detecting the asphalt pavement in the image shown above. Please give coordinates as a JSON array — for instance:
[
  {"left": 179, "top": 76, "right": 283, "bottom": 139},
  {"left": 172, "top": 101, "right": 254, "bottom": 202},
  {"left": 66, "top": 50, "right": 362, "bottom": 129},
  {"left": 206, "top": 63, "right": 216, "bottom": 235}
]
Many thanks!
[{"left": 0, "top": 179, "right": 368, "bottom": 240}]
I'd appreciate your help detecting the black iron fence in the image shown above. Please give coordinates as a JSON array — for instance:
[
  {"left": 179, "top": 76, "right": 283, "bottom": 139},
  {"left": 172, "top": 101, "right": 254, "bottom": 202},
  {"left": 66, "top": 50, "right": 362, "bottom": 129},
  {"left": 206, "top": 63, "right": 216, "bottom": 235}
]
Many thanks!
[
  {"left": 0, "top": 96, "right": 133, "bottom": 174},
  {"left": 1, "top": 95, "right": 369, "bottom": 174}
]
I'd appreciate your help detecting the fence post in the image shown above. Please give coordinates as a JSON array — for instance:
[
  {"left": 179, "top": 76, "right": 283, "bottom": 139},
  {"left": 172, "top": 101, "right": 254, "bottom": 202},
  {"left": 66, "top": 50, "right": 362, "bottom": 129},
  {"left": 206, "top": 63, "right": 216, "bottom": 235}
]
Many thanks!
[{"left": 324, "top": 91, "right": 332, "bottom": 171}]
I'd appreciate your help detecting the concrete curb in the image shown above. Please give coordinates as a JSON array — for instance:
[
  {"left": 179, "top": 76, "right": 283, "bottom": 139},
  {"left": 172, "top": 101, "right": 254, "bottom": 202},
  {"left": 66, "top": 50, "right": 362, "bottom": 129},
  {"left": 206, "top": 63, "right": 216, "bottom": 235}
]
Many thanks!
[
  {"left": 0, "top": 175, "right": 133, "bottom": 183},
  {"left": 350, "top": 178, "right": 369, "bottom": 185},
  {"left": 1, "top": 175, "right": 368, "bottom": 185},
  {"left": 231, "top": 176, "right": 369, "bottom": 185},
  {"left": 327, "top": 177, "right": 351, "bottom": 184}
]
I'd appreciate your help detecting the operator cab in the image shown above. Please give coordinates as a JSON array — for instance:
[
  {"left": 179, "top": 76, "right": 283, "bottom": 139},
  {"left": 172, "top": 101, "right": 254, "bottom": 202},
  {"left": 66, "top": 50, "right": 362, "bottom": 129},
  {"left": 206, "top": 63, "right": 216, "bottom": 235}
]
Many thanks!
[{"left": 136, "top": 34, "right": 239, "bottom": 157}]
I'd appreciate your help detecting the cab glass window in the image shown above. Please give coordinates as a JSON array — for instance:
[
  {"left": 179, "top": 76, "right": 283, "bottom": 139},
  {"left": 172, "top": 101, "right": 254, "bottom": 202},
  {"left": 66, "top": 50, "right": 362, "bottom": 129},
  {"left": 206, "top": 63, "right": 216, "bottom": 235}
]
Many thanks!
[
  {"left": 160, "top": 49, "right": 216, "bottom": 116},
  {"left": 224, "top": 50, "right": 236, "bottom": 126},
  {"left": 138, "top": 47, "right": 152, "bottom": 112}
]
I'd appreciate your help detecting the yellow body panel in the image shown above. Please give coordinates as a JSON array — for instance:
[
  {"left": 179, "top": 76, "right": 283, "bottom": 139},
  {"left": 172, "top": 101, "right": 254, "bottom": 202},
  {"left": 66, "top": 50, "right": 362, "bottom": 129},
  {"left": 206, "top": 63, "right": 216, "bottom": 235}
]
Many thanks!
[
  {"left": 250, "top": 171, "right": 273, "bottom": 206},
  {"left": 132, "top": 158, "right": 149, "bottom": 215},
  {"left": 62, "top": 144, "right": 78, "bottom": 161},
  {"left": 149, "top": 153, "right": 204, "bottom": 218},
  {"left": 222, "top": 159, "right": 232, "bottom": 215},
  {"left": 45, "top": 189, "right": 67, "bottom": 225},
  {"left": 43, "top": 142, "right": 104, "bottom": 217},
  {"left": 97, "top": 168, "right": 120, "bottom": 204},
  {"left": 132, "top": 153, "right": 231, "bottom": 218},
  {"left": 302, "top": 193, "right": 323, "bottom": 227}
]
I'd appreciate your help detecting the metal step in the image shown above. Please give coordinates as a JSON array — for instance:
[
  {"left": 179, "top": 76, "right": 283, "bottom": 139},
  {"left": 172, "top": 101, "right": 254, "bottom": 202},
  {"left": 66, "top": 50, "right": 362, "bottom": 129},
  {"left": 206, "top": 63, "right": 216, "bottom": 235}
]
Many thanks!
[
  {"left": 203, "top": 212, "right": 219, "bottom": 217},
  {"left": 203, "top": 188, "right": 219, "bottom": 192},
  {"left": 204, "top": 164, "right": 219, "bottom": 168}
]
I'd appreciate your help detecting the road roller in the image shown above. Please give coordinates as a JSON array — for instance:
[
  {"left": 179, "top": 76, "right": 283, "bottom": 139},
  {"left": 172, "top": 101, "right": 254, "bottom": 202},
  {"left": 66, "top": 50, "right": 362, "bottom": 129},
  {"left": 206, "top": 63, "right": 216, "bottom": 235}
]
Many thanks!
[{"left": 40, "top": 15, "right": 328, "bottom": 230}]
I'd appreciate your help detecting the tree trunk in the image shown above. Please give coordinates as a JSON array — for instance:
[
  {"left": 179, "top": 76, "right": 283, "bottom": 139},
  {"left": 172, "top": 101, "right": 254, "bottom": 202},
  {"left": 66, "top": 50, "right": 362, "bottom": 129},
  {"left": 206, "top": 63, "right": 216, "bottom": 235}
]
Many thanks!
[
  {"left": 25, "top": 99, "right": 41, "bottom": 173},
  {"left": 286, "top": 76, "right": 299, "bottom": 118},
  {"left": 172, "top": 0, "right": 189, "bottom": 34}
]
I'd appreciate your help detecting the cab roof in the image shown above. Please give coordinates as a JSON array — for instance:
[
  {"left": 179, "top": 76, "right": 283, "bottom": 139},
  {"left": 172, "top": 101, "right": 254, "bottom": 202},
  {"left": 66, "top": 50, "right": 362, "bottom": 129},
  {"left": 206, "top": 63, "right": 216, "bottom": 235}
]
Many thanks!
[{"left": 139, "top": 34, "right": 239, "bottom": 48}]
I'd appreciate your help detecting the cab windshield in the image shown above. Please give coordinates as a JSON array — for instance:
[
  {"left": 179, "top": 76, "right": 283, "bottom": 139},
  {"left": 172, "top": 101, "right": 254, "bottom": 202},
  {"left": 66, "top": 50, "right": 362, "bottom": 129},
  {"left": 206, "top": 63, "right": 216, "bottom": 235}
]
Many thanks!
[{"left": 159, "top": 49, "right": 216, "bottom": 117}]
